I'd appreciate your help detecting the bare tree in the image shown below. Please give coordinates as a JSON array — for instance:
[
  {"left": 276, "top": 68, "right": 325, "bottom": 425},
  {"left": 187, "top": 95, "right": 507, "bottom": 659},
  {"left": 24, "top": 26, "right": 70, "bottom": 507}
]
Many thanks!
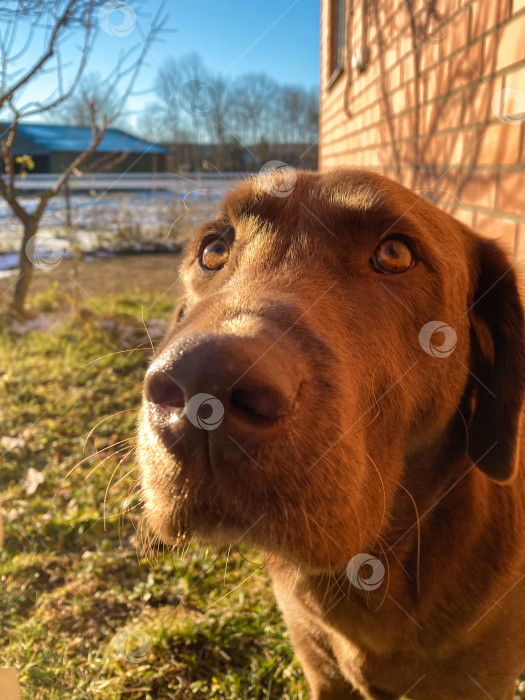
[
  {"left": 153, "top": 53, "right": 212, "bottom": 142},
  {"left": 303, "top": 86, "right": 320, "bottom": 143},
  {"left": 201, "top": 76, "right": 233, "bottom": 144},
  {"left": 229, "top": 73, "right": 278, "bottom": 145},
  {"left": 0, "top": 1, "right": 93, "bottom": 114},
  {"left": 48, "top": 71, "right": 127, "bottom": 129},
  {"left": 268, "top": 85, "right": 319, "bottom": 144},
  {"left": 152, "top": 56, "right": 188, "bottom": 142},
  {"left": 139, "top": 54, "right": 320, "bottom": 171},
  {"left": 0, "top": 0, "right": 167, "bottom": 316},
  {"left": 136, "top": 102, "right": 167, "bottom": 143}
]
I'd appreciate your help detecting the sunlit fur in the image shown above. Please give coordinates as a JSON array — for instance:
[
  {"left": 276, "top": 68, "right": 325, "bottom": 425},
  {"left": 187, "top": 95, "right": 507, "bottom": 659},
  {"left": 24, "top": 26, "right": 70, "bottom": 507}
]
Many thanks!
[{"left": 138, "top": 169, "right": 525, "bottom": 700}]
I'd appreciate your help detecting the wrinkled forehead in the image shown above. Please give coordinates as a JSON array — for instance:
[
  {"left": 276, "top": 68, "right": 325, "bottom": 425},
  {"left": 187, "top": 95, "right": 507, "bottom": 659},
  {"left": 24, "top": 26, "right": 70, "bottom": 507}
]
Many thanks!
[
  {"left": 217, "top": 170, "right": 468, "bottom": 264},
  {"left": 220, "top": 170, "right": 421, "bottom": 239}
]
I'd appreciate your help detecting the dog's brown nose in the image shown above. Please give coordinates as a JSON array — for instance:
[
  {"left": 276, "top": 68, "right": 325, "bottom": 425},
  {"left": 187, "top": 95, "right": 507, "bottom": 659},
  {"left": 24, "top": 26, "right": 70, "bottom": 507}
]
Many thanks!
[{"left": 144, "top": 335, "right": 301, "bottom": 428}]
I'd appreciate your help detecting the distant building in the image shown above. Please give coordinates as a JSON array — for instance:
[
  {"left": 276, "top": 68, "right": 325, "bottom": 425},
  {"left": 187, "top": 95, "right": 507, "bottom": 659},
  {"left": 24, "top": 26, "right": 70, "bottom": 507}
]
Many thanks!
[
  {"left": 0, "top": 123, "right": 168, "bottom": 174},
  {"left": 166, "top": 141, "right": 318, "bottom": 173}
]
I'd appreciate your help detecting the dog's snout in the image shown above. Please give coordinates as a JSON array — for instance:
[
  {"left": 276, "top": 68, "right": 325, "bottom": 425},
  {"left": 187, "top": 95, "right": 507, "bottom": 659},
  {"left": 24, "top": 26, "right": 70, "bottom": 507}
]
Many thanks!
[
  {"left": 144, "top": 370, "right": 185, "bottom": 409},
  {"left": 231, "top": 387, "right": 289, "bottom": 419},
  {"left": 145, "top": 335, "right": 301, "bottom": 427}
]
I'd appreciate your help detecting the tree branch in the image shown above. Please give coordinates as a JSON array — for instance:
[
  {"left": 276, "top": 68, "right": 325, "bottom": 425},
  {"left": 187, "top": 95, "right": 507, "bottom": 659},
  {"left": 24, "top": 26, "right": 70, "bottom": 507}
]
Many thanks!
[
  {"left": 0, "top": 0, "right": 93, "bottom": 111},
  {"left": 0, "top": 117, "right": 30, "bottom": 222},
  {"left": 34, "top": 117, "right": 107, "bottom": 220}
]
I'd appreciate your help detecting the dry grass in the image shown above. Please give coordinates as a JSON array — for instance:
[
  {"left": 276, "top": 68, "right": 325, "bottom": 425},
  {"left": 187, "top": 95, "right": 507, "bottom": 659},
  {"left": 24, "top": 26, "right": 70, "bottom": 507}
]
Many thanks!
[{"left": 0, "top": 280, "right": 305, "bottom": 699}]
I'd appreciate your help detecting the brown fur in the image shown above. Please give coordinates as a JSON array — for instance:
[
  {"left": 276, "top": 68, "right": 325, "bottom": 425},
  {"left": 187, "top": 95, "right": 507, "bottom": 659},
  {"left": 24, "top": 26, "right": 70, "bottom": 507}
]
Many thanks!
[{"left": 138, "top": 169, "right": 525, "bottom": 699}]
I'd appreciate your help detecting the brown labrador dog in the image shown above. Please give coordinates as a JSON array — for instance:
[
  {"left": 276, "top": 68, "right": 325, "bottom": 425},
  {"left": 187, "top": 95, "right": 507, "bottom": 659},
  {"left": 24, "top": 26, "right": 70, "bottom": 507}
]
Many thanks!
[{"left": 138, "top": 169, "right": 525, "bottom": 700}]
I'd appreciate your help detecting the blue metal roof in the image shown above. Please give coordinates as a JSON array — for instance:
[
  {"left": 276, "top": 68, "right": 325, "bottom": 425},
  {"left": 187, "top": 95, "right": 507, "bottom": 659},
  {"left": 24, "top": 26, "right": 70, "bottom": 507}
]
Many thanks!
[{"left": 0, "top": 123, "right": 167, "bottom": 154}]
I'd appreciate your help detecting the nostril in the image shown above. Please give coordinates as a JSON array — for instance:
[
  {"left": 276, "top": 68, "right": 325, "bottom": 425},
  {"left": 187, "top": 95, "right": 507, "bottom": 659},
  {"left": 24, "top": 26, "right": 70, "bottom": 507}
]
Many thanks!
[
  {"left": 145, "top": 370, "right": 185, "bottom": 409},
  {"left": 231, "top": 387, "right": 290, "bottom": 420},
  {"left": 231, "top": 388, "right": 262, "bottom": 417}
]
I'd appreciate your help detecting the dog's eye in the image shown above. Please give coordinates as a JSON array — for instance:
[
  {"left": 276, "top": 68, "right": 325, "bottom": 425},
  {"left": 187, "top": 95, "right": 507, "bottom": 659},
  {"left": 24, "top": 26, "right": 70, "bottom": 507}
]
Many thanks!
[
  {"left": 200, "top": 238, "right": 230, "bottom": 270},
  {"left": 371, "top": 238, "right": 414, "bottom": 274}
]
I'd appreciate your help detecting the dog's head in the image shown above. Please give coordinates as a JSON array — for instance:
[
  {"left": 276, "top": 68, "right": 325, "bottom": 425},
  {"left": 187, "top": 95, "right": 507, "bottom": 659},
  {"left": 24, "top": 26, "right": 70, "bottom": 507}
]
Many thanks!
[{"left": 137, "top": 169, "right": 525, "bottom": 570}]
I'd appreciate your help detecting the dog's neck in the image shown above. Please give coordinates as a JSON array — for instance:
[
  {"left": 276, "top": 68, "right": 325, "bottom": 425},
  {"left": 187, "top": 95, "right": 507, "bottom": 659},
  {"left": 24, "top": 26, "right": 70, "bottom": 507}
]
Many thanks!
[
  {"left": 269, "top": 440, "right": 525, "bottom": 637},
  {"left": 382, "top": 436, "right": 524, "bottom": 581}
]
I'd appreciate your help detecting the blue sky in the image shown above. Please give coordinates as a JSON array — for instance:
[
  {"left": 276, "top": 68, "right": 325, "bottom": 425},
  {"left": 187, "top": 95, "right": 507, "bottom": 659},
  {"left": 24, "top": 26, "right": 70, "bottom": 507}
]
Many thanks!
[{"left": 3, "top": 0, "right": 320, "bottom": 126}]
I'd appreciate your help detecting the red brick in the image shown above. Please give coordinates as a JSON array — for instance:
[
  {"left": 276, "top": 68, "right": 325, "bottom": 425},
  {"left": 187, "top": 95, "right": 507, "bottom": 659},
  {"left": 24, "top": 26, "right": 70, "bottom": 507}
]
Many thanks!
[
  {"left": 457, "top": 170, "right": 498, "bottom": 208},
  {"left": 397, "top": 139, "right": 417, "bottom": 164},
  {"left": 399, "top": 32, "right": 413, "bottom": 60},
  {"left": 478, "top": 123, "right": 522, "bottom": 165},
  {"left": 425, "top": 63, "right": 442, "bottom": 100},
  {"left": 320, "top": 0, "right": 525, "bottom": 184},
  {"left": 422, "top": 5, "right": 449, "bottom": 46},
  {"left": 451, "top": 206, "right": 475, "bottom": 228},
  {"left": 449, "top": 42, "right": 484, "bottom": 91},
  {"left": 441, "top": 6, "right": 470, "bottom": 57},
  {"left": 504, "top": 67, "right": 525, "bottom": 133},
  {"left": 391, "top": 85, "right": 407, "bottom": 112},
  {"left": 364, "top": 149, "right": 382, "bottom": 167},
  {"left": 422, "top": 132, "right": 450, "bottom": 165},
  {"left": 428, "top": 61, "right": 451, "bottom": 100},
  {"left": 496, "top": 13, "right": 525, "bottom": 71},
  {"left": 395, "top": 112, "right": 417, "bottom": 140},
  {"left": 481, "top": 31, "right": 499, "bottom": 78},
  {"left": 435, "top": 0, "right": 460, "bottom": 22},
  {"left": 397, "top": 169, "right": 413, "bottom": 188},
  {"left": 474, "top": 212, "right": 518, "bottom": 254},
  {"left": 449, "top": 128, "right": 480, "bottom": 165},
  {"left": 427, "top": 170, "right": 461, "bottom": 202},
  {"left": 433, "top": 92, "right": 464, "bottom": 132},
  {"left": 463, "top": 76, "right": 504, "bottom": 124},
  {"left": 470, "top": 0, "right": 511, "bottom": 41},
  {"left": 420, "top": 39, "right": 442, "bottom": 71},
  {"left": 391, "top": 7, "right": 406, "bottom": 35},
  {"left": 499, "top": 171, "right": 525, "bottom": 215},
  {"left": 402, "top": 54, "right": 415, "bottom": 82},
  {"left": 505, "top": 65, "right": 525, "bottom": 93},
  {"left": 417, "top": 75, "right": 427, "bottom": 103},
  {"left": 388, "top": 64, "right": 402, "bottom": 92},
  {"left": 384, "top": 45, "right": 398, "bottom": 69},
  {"left": 419, "top": 103, "right": 433, "bottom": 134},
  {"left": 517, "top": 223, "right": 525, "bottom": 258}
]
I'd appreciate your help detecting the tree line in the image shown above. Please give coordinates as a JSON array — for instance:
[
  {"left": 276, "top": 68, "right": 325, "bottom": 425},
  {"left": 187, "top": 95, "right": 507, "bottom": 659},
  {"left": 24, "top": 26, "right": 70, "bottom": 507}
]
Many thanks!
[
  {"left": 54, "top": 54, "right": 319, "bottom": 171},
  {"left": 0, "top": 1, "right": 318, "bottom": 316}
]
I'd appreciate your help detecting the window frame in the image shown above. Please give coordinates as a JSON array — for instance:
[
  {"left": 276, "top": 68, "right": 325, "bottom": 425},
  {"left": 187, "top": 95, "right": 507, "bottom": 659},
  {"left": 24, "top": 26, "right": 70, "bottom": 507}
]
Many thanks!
[{"left": 327, "top": 0, "right": 346, "bottom": 90}]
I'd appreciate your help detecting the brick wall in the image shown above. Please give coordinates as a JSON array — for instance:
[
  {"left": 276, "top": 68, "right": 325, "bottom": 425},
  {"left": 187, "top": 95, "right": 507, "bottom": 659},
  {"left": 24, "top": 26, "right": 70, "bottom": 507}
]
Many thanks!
[{"left": 320, "top": 0, "right": 525, "bottom": 255}]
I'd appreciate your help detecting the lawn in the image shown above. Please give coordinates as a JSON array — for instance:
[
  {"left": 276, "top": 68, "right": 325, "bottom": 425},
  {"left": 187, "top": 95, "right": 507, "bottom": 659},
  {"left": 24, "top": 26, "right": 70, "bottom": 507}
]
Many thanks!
[
  {"left": 0, "top": 263, "right": 306, "bottom": 699},
  {"left": 2, "top": 258, "right": 524, "bottom": 700}
]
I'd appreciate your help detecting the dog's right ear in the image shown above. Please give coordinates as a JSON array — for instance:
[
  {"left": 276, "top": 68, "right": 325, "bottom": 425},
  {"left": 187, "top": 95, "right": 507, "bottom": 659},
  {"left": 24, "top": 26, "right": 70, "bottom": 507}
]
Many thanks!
[{"left": 466, "top": 237, "right": 525, "bottom": 483}]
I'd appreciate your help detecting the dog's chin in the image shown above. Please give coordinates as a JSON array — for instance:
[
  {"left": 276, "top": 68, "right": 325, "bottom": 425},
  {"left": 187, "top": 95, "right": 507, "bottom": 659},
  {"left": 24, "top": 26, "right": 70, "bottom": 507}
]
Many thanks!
[
  {"left": 143, "top": 500, "right": 256, "bottom": 549},
  {"left": 142, "top": 494, "right": 355, "bottom": 574},
  {"left": 139, "top": 426, "right": 367, "bottom": 572}
]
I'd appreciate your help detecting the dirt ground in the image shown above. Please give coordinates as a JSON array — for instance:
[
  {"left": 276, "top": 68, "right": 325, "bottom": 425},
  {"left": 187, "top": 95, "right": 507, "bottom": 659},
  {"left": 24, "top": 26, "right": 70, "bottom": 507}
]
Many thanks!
[{"left": 0, "top": 252, "right": 184, "bottom": 306}]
